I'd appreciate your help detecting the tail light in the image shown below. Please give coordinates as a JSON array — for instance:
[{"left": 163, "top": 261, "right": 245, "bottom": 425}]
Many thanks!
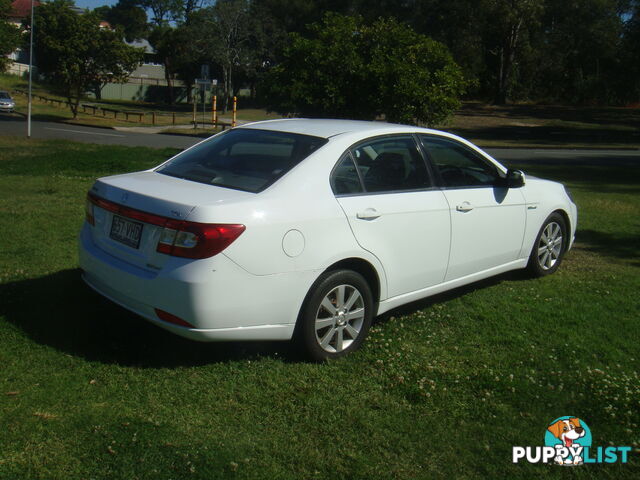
[
  {"left": 157, "top": 221, "right": 245, "bottom": 259},
  {"left": 86, "top": 192, "right": 245, "bottom": 259},
  {"left": 85, "top": 197, "right": 95, "bottom": 226}
]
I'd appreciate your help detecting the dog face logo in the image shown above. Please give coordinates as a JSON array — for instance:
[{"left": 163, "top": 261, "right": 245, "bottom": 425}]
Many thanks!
[
  {"left": 544, "top": 416, "right": 592, "bottom": 465},
  {"left": 548, "top": 418, "right": 585, "bottom": 448}
]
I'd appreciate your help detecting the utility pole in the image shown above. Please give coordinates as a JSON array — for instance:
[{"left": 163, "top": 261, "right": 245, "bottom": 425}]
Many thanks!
[{"left": 27, "top": 0, "right": 34, "bottom": 138}]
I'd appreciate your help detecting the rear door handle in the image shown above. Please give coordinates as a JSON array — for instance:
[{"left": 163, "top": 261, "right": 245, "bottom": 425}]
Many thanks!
[
  {"left": 356, "top": 208, "right": 381, "bottom": 220},
  {"left": 456, "top": 201, "right": 473, "bottom": 212}
]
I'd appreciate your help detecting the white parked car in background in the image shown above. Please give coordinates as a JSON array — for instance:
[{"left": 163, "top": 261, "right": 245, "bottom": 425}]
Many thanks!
[
  {"left": 79, "top": 119, "right": 577, "bottom": 360},
  {"left": 0, "top": 91, "right": 16, "bottom": 113}
]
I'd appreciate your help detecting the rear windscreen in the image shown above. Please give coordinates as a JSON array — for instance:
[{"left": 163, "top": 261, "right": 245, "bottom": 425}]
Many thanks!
[{"left": 156, "top": 129, "right": 327, "bottom": 192}]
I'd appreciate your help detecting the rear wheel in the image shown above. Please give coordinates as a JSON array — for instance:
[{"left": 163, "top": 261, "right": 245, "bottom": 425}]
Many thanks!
[
  {"left": 298, "top": 270, "right": 373, "bottom": 361},
  {"left": 527, "top": 212, "right": 567, "bottom": 276}
]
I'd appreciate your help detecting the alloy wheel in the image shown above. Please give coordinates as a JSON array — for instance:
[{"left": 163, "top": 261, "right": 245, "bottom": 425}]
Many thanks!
[
  {"left": 314, "top": 284, "right": 365, "bottom": 353},
  {"left": 537, "top": 221, "right": 563, "bottom": 270}
]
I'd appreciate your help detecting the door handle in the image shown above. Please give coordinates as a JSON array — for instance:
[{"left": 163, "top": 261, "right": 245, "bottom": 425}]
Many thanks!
[
  {"left": 356, "top": 208, "right": 381, "bottom": 220},
  {"left": 456, "top": 201, "right": 473, "bottom": 212}
]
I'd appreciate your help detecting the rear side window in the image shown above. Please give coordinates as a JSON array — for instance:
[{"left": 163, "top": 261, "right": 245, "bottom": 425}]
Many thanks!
[
  {"left": 331, "top": 154, "right": 364, "bottom": 195},
  {"left": 157, "top": 129, "right": 327, "bottom": 192},
  {"left": 351, "top": 136, "right": 432, "bottom": 193}
]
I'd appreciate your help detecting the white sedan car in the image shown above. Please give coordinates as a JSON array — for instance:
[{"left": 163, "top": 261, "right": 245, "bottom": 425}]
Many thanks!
[{"left": 79, "top": 119, "right": 577, "bottom": 360}]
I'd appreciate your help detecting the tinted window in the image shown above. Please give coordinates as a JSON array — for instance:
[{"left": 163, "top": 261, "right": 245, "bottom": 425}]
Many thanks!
[
  {"left": 351, "top": 136, "right": 432, "bottom": 193},
  {"left": 331, "top": 154, "right": 364, "bottom": 195},
  {"left": 420, "top": 135, "right": 499, "bottom": 188},
  {"left": 0, "top": 92, "right": 10, "bottom": 99},
  {"left": 157, "top": 129, "right": 327, "bottom": 192}
]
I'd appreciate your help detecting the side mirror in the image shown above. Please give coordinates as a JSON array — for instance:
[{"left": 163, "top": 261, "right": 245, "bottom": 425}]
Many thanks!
[{"left": 505, "top": 169, "right": 525, "bottom": 188}]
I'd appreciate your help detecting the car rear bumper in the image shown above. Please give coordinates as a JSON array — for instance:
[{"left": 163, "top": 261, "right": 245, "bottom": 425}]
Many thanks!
[{"left": 79, "top": 223, "right": 313, "bottom": 342}]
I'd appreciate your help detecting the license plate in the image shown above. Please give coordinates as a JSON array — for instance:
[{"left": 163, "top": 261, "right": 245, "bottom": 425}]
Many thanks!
[{"left": 110, "top": 215, "right": 143, "bottom": 249}]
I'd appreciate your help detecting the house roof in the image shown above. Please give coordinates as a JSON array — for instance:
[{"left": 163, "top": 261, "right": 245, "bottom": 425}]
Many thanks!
[
  {"left": 10, "top": 0, "right": 40, "bottom": 18},
  {"left": 126, "top": 39, "right": 156, "bottom": 55}
]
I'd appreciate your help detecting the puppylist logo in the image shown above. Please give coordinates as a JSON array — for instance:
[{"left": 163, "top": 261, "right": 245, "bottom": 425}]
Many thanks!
[{"left": 512, "top": 416, "right": 632, "bottom": 465}]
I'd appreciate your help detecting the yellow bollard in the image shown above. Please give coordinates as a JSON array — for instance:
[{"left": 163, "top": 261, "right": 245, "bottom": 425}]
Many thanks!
[
  {"left": 232, "top": 96, "right": 237, "bottom": 127},
  {"left": 212, "top": 95, "right": 217, "bottom": 127}
]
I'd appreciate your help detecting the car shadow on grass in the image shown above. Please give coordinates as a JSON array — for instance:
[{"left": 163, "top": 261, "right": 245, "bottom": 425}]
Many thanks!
[
  {"left": 576, "top": 230, "right": 640, "bottom": 267},
  {"left": 0, "top": 269, "right": 302, "bottom": 367},
  {"left": 2, "top": 268, "right": 530, "bottom": 367}
]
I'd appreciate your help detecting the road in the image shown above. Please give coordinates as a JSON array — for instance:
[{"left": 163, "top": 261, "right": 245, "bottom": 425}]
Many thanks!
[
  {"left": 0, "top": 115, "right": 199, "bottom": 150},
  {"left": 2, "top": 114, "right": 639, "bottom": 166}
]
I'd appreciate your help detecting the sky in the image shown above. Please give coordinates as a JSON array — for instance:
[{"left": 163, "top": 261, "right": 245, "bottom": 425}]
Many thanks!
[{"left": 75, "top": 0, "right": 118, "bottom": 10}]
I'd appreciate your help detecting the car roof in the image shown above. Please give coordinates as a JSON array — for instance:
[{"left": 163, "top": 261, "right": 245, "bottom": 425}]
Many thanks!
[{"left": 238, "top": 118, "right": 429, "bottom": 139}]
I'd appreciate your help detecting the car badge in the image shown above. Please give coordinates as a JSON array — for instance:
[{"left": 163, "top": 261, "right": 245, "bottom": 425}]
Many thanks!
[{"left": 121, "top": 193, "right": 129, "bottom": 203}]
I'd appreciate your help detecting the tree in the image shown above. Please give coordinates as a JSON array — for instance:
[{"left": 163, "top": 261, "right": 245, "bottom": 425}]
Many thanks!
[
  {"left": 95, "top": 0, "right": 148, "bottom": 42},
  {"left": 406, "top": 1, "right": 488, "bottom": 96},
  {"left": 0, "top": 0, "right": 22, "bottom": 73},
  {"left": 179, "top": 0, "right": 640, "bottom": 108},
  {"left": 484, "top": 0, "right": 542, "bottom": 104},
  {"left": 176, "top": 0, "right": 206, "bottom": 22},
  {"left": 142, "top": 1, "right": 207, "bottom": 104},
  {"left": 139, "top": 0, "right": 182, "bottom": 26},
  {"left": 32, "top": 0, "right": 143, "bottom": 118},
  {"left": 617, "top": 0, "right": 640, "bottom": 102},
  {"left": 534, "top": 0, "right": 626, "bottom": 104},
  {"left": 262, "top": 13, "right": 466, "bottom": 125},
  {"left": 148, "top": 25, "right": 181, "bottom": 104},
  {"left": 188, "top": 0, "right": 254, "bottom": 112},
  {"left": 165, "top": 22, "right": 206, "bottom": 103}
]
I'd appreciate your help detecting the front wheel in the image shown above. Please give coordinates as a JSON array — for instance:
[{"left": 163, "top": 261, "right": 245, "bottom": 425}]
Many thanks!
[
  {"left": 527, "top": 212, "right": 567, "bottom": 276},
  {"left": 297, "top": 270, "right": 373, "bottom": 361}
]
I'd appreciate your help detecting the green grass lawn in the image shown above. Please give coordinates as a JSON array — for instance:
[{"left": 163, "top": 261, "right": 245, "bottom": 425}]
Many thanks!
[{"left": 0, "top": 137, "right": 638, "bottom": 479}]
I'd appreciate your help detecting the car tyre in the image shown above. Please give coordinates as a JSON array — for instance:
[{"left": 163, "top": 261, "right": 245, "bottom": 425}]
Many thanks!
[
  {"left": 297, "top": 270, "right": 373, "bottom": 361},
  {"left": 527, "top": 212, "right": 567, "bottom": 277}
]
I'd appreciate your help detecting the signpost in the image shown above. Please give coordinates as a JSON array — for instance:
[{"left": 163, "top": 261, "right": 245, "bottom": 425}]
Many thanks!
[
  {"left": 195, "top": 78, "right": 217, "bottom": 129},
  {"left": 200, "top": 64, "right": 209, "bottom": 81},
  {"left": 27, "top": 0, "right": 34, "bottom": 139}
]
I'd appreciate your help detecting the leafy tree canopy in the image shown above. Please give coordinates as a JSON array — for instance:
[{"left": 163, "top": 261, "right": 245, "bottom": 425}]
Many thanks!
[
  {"left": 263, "top": 13, "right": 466, "bottom": 125},
  {"left": 0, "top": 0, "right": 22, "bottom": 73},
  {"left": 32, "top": 0, "right": 143, "bottom": 117},
  {"left": 94, "top": 0, "right": 148, "bottom": 42}
]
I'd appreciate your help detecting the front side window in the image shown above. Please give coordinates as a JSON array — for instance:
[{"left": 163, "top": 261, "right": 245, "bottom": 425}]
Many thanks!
[
  {"left": 419, "top": 135, "right": 500, "bottom": 188},
  {"left": 350, "top": 136, "right": 432, "bottom": 193},
  {"left": 157, "top": 129, "right": 327, "bottom": 193}
]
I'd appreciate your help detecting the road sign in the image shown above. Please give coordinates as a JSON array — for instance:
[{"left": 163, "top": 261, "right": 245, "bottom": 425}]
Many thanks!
[
  {"left": 200, "top": 64, "right": 209, "bottom": 80},
  {"left": 196, "top": 79, "right": 212, "bottom": 91}
]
